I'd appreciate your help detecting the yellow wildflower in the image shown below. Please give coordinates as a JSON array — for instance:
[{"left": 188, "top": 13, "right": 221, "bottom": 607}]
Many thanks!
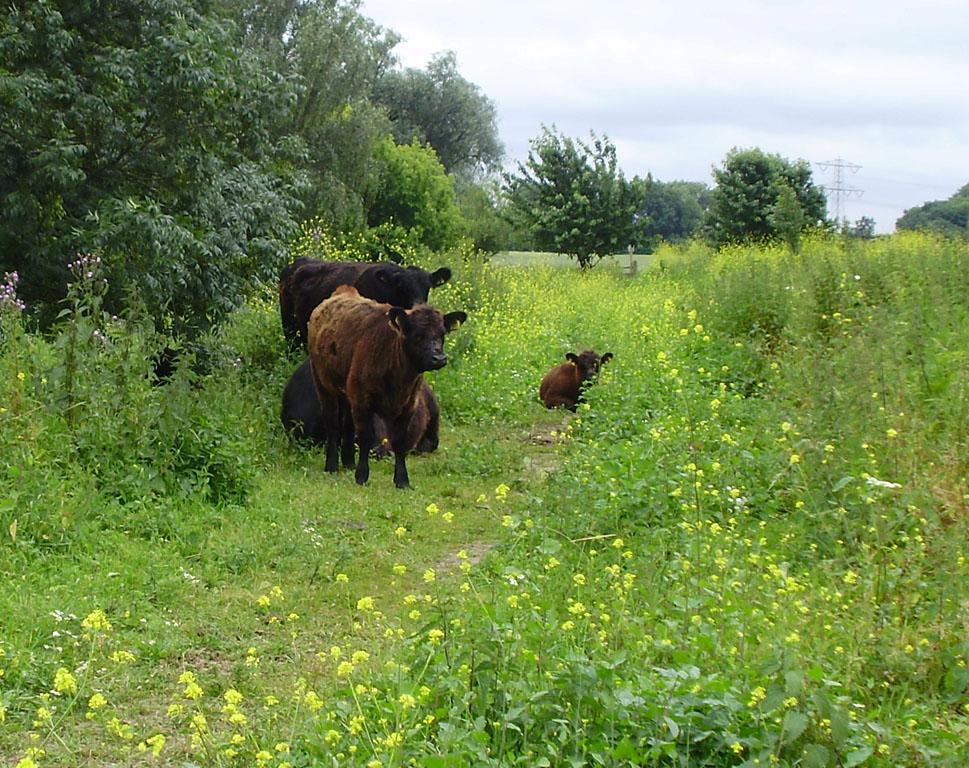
[
  {"left": 53, "top": 667, "right": 78, "bottom": 696},
  {"left": 88, "top": 692, "right": 108, "bottom": 710},
  {"left": 145, "top": 734, "right": 165, "bottom": 757},
  {"left": 81, "top": 609, "right": 112, "bottom": 633}
]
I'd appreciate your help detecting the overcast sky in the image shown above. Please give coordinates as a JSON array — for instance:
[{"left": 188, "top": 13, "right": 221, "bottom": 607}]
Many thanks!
[{"left": 359, "top": 0, "right": 969, "bottom": 233}]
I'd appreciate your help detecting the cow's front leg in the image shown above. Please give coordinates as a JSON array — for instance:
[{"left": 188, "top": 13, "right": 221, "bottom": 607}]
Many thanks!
[
  {"left": 390, "top": 419, "right": 411, "bottom": 489},
  {"left": 320, "top": 396, "right": 342, "bottom": 473},
  {"left": 353, "top": 408, "right": 375, "bottom": 485},
  {"left": 340, "top": 408, "right": 356, "bottom": 469}
]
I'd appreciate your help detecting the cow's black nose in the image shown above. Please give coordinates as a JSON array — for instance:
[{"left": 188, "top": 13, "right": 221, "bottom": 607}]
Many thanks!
[{"left": 428, "top": 353, "right": 448, "bottom": 369}]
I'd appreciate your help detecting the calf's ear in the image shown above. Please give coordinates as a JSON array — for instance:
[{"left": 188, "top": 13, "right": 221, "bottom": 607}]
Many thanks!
[
  {"left": 566, "top": 352, "right": 580, "bottom": 364},
  {"left": 443, "top": 310, "right": 467, "bottom": 332},
  {"left": 601, "top": 352, "right": 614, "bottom": 364},
  {"left": 388, "top": 307, "right": 408, "bottom": 334},
  {"left": 430, "top": 267, "right": 452, "bottom": 287}
]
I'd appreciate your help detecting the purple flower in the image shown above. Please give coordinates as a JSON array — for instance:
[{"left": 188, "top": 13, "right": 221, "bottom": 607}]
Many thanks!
[{"left": 1, "top": 272, "right": 26, "bottom": 312}]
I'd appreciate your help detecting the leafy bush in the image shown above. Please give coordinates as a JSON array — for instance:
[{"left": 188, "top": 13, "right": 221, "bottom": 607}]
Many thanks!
[
  {"left": 365, "top": 137, "right": 465, "bottom": 252},
  {"left": 0, "top": 258, "right": 267, "bottom": 552},
  {"left": 0, "top": 0, "right": 301, "bottom": 334}
]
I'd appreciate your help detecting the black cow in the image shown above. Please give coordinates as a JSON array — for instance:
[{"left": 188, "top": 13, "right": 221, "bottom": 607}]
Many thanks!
[
  {"left": 279, "top": 258, "right": 452, "bottom": 350},
  {"left": 280, "top": 359, "right": 327, "bottom": 444}
]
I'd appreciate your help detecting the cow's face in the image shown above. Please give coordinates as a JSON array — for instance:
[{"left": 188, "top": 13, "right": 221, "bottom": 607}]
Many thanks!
[
  {"left": 368, "top": 265, "right": 452, "bottom": 308},
  {"left": 566, "top": 350, "right": 613, "bottom": 382},
  {"left": 366, "top": 264, "right": 420, "bottom": 307},
  {"left": 389, "top": 306, "right": 467, "bottom": 371}
]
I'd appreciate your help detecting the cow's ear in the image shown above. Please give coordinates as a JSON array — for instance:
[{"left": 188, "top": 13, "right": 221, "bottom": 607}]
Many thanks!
[
  {"left": 566, "top": 352, "right": 580, "bottom": 364},
  {"left": 443, "top": 310, "right": 467, "bottom": 332},
  {"left": 430, "top": 267, "right": 452, "bottom": 287},
  {"left": 388, "top": 307, "right": 408, "bottom": 334},
  {"left": 601, "top": 352, "right": 614, "bottom": 365}
]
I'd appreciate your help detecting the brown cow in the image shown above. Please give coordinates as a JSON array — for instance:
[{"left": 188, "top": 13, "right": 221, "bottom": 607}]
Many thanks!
[
  {"left": 539, "top": 349, "right": 613, "bottom": 411},
  {"left": 308, "top": 285, "right": 466, "bottom": 488}
]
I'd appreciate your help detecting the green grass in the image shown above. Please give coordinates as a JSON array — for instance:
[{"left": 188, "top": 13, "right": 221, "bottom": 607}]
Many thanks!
[{"left": 1, "top": 233, "right": 967, "bottom": 767}]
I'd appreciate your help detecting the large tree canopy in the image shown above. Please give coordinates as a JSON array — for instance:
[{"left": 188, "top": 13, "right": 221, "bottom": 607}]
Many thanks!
[
  {"left": 0, "top": 0, "right": 302, "bottom": 332},
  {"left": 503, "top": 127, "right": 646, "bottom": 269},
  {"left": 896, "top": 183, "right": 969, "bottom": 237},
  {"left": 0, "top": 0, "right": 509, "bottom": 334},
  {"left": 374, "top": 51, "right": 503, "bottom": 180},
  {"left": 215, "top": 0, "right": 400, "bottom": 229},
  {"left": 706, "top": 148, "right": 827, "bottom": 248}
]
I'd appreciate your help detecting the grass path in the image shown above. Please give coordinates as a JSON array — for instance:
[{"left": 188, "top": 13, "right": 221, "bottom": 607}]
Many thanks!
[{"left": 1, "top": 412, "right": 570, "bottom": 765}]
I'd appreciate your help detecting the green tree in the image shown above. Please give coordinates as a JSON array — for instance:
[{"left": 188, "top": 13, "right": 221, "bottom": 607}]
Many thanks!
[
  {"left": 707, "top": 147, "right": 827, "bottom": 247},
  {"left": 374, "top": 51, "right": 503, "bottom": 179},
  {"left": 847, "top": 216, "right": 876, "bottom": 239},
  {"left": 503, "top": 127, "right": 645, "bottom": 269},
  {"left": 215, "top": 0, "right": 399, "bottom": 229},
  {"left": 637, "top": 175, "right": 711, "bottom": 247},
  {"left": 0, "top": 0, "right": 302, "bottom": 334},
  {"left": 896, "top": 184, "right": 969, "bottom": 237},
  {"left": 455, "top": 178, "right": 511, "bottom": 254},
  {"left": 770, "top": 182, "right": 807, "bottom": 253},
  {"left": 365, "top": 138, "right": 464, "bottom": 252}
]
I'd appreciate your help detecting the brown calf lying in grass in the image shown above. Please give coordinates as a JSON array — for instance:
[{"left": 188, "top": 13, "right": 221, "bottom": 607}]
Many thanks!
[{"left": 539, "top": 349, "right": 613, "bottom": 411}]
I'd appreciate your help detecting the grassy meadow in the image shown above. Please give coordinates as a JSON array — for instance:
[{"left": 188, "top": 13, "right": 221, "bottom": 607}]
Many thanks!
[{"left": 1, "top": 233, "right": 967, "bottom": 767}]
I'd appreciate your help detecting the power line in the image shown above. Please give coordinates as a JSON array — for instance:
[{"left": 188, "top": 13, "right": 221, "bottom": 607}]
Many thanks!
[{"left": 815, "top": 157, "right": 863, "bottom": 223}]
